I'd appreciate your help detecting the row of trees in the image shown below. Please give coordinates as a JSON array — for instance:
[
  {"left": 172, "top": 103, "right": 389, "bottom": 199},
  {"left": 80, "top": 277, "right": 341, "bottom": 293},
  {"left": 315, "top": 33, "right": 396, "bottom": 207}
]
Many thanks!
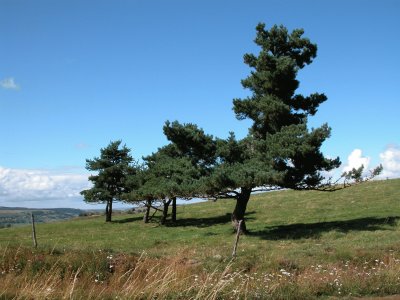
[{"left": 81, "top": 23, "right": 378, "bottom": 233}]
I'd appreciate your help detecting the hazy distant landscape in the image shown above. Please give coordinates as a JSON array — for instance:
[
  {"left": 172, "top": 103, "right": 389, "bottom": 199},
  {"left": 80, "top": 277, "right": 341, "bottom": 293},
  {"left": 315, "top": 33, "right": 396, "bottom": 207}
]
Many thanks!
[{"left": 0, "top": 207, "right": 84, "bottom": 228}]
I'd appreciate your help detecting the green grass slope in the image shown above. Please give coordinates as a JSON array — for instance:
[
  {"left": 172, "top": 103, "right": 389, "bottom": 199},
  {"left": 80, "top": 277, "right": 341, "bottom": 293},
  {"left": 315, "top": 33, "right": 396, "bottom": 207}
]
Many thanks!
[
  {"left": 0, "top": 179, "right": 399, "bottom": 299},
  {"left": 1, "top": 179, "right": 399, "bottom": 267}
]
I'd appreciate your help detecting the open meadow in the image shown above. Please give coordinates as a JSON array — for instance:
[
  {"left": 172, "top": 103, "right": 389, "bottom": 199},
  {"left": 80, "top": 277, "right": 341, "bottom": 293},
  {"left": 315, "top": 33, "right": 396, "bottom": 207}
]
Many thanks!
[{"left": 1, "top": 179, "right": 399, "bottom": 299}]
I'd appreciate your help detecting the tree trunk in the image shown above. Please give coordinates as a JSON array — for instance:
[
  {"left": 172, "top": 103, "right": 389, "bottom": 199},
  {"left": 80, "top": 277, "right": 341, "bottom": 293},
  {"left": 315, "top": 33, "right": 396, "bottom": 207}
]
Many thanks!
[
  {"left": 105, "top": 200, "right": 112, "bottom": 222},
  {"left": 231, "top": 187, "right": 252, "bottom": 234},
  {"left": 160, "top": 199, "right": 172, "bottom": 225},
  {"left": 105, "top": 202, "right": 109, "bottom": 221},
  {"left": 143, "top": 200, "right": 151, "bottom": 223},
  {"left": 171, "top": 197, "right": 177, "bottom": 223}
]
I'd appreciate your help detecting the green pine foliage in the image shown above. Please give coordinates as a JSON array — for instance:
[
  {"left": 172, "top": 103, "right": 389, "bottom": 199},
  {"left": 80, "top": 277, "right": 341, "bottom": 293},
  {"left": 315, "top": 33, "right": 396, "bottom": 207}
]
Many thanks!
[
  {"left": 124, "top": 122, "right": 217, "bottom": 224},
  {"left": 81, "top": 140, "right": 139, "bottom": 222},
  {"left": 229, "top": 22, "right": 340, "bottom": 190}
]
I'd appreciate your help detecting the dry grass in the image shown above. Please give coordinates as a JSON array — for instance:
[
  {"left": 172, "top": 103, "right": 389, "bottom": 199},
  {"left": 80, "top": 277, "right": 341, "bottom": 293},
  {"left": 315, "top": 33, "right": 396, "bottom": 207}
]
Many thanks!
[{"left": 1, "top": 246, "right": 400, "bottom": 299}]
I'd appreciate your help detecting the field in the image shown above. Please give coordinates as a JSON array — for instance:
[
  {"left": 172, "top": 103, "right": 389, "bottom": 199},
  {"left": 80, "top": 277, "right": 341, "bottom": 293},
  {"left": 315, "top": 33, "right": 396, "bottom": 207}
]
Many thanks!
[{"left": 1, "top": 179, "right": 399, "bottom": 299}]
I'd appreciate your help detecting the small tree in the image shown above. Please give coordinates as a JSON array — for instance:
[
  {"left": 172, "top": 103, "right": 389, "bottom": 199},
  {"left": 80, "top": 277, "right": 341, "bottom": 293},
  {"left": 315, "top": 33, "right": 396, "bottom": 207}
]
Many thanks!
[
  {"left": 129, "top": 147, "right": 187, "bottom": 224},
  {"left": 142, "top": 148, "right": 193, "bottom": 224},
  {"left": 126, "top": 122, "right": 215, "bottom": 225},
  {"left": 81, "top": 140, "right": 137, "bottom": 222},
  {"left": 342, "top": 164, "right": 383, "bottom": 186}
]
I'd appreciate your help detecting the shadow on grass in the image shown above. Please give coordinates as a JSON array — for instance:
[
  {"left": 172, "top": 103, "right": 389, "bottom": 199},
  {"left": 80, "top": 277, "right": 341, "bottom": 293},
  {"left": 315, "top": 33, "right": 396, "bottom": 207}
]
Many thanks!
[
  {"left": 248, "top": 216, "right": 400, "bottom": 240},
  {"left": 112, "top": 216, "right": 144, "bottom": 224},
  {"left": 165, "top": 211, "right": 256, "bottom": 228}
]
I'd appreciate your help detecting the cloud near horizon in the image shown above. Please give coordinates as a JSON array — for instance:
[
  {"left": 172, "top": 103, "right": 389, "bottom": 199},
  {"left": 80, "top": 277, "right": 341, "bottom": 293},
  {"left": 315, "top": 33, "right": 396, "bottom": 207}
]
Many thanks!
[
  {"left": 338, "top": 146, "right": 400, "bottom": 180},
  {"left": 0, "top": 77, "right": 20, "bottom": 90},
  {"left": 379, "top": 145, "right": 400, "bottom": 179},
  {"left": 0, "top": 166, "right": 91, "bottom": 208},
  {"left": 342, "top": 149, "right": 370, "bottom": 174}
]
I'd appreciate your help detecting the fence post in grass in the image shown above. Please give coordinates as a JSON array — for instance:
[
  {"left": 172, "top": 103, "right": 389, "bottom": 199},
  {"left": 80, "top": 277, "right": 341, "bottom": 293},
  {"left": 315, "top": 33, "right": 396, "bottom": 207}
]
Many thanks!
[
  {"left": 31, "top": 213, "right": 37, "bottom": 248},
  {"left": 232, "top": 220, "right": 242, "bottom": 258}
]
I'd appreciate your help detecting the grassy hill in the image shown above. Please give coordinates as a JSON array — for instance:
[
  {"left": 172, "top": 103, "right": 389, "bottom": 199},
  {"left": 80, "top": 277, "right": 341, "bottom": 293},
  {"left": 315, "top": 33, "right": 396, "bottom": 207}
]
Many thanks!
[{"left": 0, "top": 179, "right": 399, "bottom": 299}]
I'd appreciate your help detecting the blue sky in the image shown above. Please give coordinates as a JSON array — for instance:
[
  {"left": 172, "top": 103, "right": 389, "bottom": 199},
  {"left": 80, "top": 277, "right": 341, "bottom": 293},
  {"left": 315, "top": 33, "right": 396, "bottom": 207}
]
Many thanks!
[{"left": 1, "top": 0, "right": 399, "bottom": 208}]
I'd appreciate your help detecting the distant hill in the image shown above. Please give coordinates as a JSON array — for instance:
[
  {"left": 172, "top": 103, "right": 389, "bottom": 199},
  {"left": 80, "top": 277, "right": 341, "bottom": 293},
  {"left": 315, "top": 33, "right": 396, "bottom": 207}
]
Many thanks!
[{"left": 0, "top": 207, "right": 84, "bottom": 228}]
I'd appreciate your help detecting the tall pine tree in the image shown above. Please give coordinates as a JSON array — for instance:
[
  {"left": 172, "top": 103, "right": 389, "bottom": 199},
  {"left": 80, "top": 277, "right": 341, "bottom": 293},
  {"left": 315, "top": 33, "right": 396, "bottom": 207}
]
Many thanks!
[
  {"left": 165, "top": 23, "right": 340, "bottom": 233},
  {"left": 222, "top": 23, "right": 340, "bottom": 232}
]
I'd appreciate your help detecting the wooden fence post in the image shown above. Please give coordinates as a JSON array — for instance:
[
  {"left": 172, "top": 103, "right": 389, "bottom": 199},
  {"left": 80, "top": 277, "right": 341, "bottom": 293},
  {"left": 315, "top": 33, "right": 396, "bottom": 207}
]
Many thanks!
[
  {"left": 232, "top": 220, "right": 242, "bottom": 258},
  {"left": 31, "top": 213, "right": 37, "bottom": 248}
]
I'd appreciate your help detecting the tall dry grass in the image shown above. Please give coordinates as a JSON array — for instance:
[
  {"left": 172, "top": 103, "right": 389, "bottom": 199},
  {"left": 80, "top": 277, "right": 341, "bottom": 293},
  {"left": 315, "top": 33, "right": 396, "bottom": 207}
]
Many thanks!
[{"left": 1, "top": 245, "right": 400, "bottom": 299}]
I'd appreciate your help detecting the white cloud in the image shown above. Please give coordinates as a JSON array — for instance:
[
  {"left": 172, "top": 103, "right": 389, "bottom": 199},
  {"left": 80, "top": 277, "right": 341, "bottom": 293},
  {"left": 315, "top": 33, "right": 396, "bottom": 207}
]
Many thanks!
[
  {"left": 0, "top": 77, "right": 20, "bottom": 90},
  {"left": 75, "top": 143, "right": 90, "bottom": 150},
  {"left": 342, "top": 149, "right": 370, "bottom": 174},
  {"left": 379, "top": 145, "right": 400, "bottom": 179},
  {"left": 0, "top": 166, "right": 91, "bottom": 207}
]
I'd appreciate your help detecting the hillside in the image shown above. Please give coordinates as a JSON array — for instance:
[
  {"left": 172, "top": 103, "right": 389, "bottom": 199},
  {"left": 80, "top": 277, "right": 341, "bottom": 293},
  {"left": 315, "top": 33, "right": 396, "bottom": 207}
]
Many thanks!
[
  {"left": 0, "top": 179, "right": 399, "bottom": 299},
  {"left": 0, "top": 207, "right": 84, "bottom": 228}
]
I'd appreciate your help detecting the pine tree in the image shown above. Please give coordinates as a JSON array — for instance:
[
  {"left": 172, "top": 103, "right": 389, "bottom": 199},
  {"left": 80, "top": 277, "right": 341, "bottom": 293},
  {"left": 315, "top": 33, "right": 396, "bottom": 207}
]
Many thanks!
[
  {"left": 221, "top": 23, "right": 341, "bottom": 232},
  {"left": 165, "top": 23, "right": 341, "bottom": 233},
  {"left": 134, "top": 144, "right": 197, "bottom": 224},
  {"left": 128, "top": 121, "right": 216, "bottom": 224},
  {"left": 81, "top": 140, "right": 137, "bottom": 222}
]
